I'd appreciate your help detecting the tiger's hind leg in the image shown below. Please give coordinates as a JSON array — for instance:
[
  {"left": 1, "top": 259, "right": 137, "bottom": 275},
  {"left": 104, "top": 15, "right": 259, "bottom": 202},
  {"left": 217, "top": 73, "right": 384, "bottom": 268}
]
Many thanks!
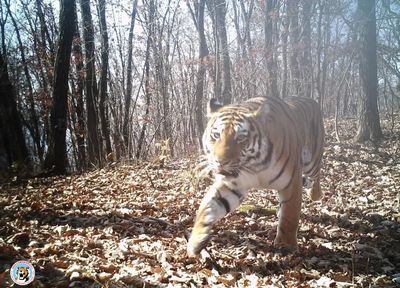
[{"left": 273, "top": 172, "right": 302, "bottom": 251}]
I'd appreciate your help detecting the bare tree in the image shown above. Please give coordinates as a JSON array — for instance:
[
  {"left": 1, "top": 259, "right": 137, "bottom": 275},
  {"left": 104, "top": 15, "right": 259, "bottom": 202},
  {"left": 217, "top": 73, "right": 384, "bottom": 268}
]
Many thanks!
[
  {"left": 5, "top": 0, "right": 43, "bottom": 162},
  {"left": 264, "top": 0, "right": 279, "bottom": 97},
  {"left": 136, "top": 0, "right": 154, "bottom": 160},
  {"left": 44, "top": 0, "right": 76, "bottom": 174},
  {"left": 71, "top": 22, "right": 86, "bottom": 170},
  {"left": 210, "top": 0, "right": 232, "bottom": 104},
  {"left": 80, "top": 0, "right": 101, "bottom": 166},
  {"left": 300, "top": 0, "right": 313, "bottom": 98},
  {"left": 355, "top": 0, "right": 383, "bottom": 142},
  {"left": 188, "top": 0, "right": 209, "bottom": 148},
  {"left": 97, "top": 0, "right": 112, "bottom": 157},
  {"left": 122, "top": 0, "right": 138, "bottom": 153},
  {"left": 0, "top": 51, "right": 30, "bottom": 170},
  {"left": 287, "top": 0, "right": 301, "bottom": 96}
]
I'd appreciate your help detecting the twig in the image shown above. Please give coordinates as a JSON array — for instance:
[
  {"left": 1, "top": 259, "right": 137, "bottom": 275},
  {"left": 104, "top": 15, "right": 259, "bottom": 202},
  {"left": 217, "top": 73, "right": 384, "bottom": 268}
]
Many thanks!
[{"left": 145, "top": 169, "right": 156, "bottom": 190}]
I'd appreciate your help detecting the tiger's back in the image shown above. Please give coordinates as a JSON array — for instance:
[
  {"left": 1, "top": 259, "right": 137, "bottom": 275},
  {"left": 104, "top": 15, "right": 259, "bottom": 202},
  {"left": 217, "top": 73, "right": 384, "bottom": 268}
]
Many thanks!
[{"left": 188, "top": 96, "right": 324, "bottom": 256}]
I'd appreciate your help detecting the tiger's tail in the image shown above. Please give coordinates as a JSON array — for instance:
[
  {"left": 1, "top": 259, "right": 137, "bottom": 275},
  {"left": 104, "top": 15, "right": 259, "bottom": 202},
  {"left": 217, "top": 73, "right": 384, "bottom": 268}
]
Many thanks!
[
  {"left": 304, "top": 176, "right": 322, "bottom": 201},
  {"left": 309, "top": 177, "right": 322, "bottom": 201}
]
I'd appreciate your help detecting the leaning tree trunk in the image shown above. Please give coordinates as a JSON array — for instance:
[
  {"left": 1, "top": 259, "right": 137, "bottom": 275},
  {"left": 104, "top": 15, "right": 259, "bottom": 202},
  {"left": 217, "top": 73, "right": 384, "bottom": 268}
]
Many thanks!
[
  {"left": 355, "top": 0, "right": 383, "bottom": 142},
  {"left": 44, "top": 0, "right": 76, "bottom": 174}
]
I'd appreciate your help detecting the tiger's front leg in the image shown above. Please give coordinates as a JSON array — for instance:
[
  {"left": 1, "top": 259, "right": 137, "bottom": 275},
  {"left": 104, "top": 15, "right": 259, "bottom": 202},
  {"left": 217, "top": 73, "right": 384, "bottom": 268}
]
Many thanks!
[
  {"left": 273, "top": 172, "right": 302, "bottom": 251},
  {"left": 187, "top": 182, "right": 246, "bottom": 256}
]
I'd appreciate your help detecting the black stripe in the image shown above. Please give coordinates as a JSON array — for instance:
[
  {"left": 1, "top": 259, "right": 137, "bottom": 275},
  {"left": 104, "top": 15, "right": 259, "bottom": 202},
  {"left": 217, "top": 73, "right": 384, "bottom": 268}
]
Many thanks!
[
  {"left": 244, "top": 150, "right": 261, "bottom": 163},
  {"left": 270, "top": 154, "right": 291, "bottom": 185},
  {"left": 249, "top": 121, "right": 255, "bottom": 131},
  {"left": 219, "top": 170, "right": 239, "bottom": 178},
  {"left": 213, "top": 191, "right": 230, "bottom": 213},
  {"left": 227, "top": 188, "right": 242, "bottom": 200},
  {"left": 260, "top": 137, "right": 273, "bottom": 166},
  {"left": 281, "top": 163, "right": 298, "bottom": 191}
]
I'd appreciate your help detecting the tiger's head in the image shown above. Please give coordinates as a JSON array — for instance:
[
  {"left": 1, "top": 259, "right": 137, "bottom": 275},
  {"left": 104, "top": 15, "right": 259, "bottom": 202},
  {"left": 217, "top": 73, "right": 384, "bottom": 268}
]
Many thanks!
[{"left": 202, "top": 99, "right": 260, "bottom": 176}]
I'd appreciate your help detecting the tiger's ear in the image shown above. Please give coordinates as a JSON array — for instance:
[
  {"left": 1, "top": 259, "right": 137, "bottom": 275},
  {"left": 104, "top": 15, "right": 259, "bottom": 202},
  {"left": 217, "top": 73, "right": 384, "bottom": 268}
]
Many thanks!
[
  {"left": 207, "top": 98, "right": 224, "bottom": 116},
  {"left": 247, "top": 104, "right": 268, "bottom": 118}
]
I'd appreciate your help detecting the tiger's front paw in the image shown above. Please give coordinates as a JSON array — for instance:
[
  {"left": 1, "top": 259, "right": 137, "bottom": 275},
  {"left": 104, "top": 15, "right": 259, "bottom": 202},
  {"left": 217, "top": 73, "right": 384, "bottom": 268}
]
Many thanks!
[
  {"left": 187, "top": 240, "right": 201, "bottom": 257},
  {"left": 187, "top": 233, "right": 210, "bottom": 257}
]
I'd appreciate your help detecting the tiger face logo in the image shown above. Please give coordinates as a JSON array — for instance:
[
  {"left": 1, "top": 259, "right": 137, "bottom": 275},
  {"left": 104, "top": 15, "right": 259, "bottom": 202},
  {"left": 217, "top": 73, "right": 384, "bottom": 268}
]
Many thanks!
[
  {"left": 16, "top": 266, "right": 30, "bottom": 282},
  {"left": 10, "top": 260, "right": 35, "bottom": 285}
]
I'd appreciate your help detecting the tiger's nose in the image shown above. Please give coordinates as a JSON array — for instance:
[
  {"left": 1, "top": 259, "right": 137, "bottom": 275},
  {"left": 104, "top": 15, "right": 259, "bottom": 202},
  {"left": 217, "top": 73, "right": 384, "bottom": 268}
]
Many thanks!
[
  {"left": 216, "top": 164, "right": 225, "bottom": 173},
  {"left": 215, "top": 159, "right": 229, "bottom": 170}
]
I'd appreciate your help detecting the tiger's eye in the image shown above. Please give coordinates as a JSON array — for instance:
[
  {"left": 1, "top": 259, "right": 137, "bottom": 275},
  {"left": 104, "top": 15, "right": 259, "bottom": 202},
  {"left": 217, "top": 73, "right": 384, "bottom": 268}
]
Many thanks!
[{"left": 212, "top": 132, "right": 220, "bottom": 140}]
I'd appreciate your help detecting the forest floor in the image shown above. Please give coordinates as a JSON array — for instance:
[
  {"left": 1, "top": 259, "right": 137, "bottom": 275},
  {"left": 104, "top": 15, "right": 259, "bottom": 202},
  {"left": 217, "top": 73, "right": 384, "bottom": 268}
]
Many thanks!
[{"left": 1, "top": 116, "right": 400, "bottom": 288}]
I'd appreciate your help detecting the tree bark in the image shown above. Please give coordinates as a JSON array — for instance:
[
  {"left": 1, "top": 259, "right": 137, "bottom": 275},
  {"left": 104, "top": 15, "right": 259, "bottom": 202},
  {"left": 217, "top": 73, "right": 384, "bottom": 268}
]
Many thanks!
[
  {"left": 5, "top": 0, "right": 43, "bottom": 162},
  {"left": 44, "top": 0, "right": 76, "bottom": 174},
  {"left": 188, "top": 0, "right": 209, "bottom": 148},
  {"left": 214, "top": 0, "right": 232, "bottom": 104},
  {"left": 80, "top": 0, "right": 101, "bottom": 166},
  {"left": 287, "top": 0, "right": 301, "bottom": 96},
  {"left": 355, "top": 0, "right": 383, "bottom": 142},
  {"left": 300, "top": 0, "right": 312, "bottom": 98},
  {"left": 97, "top": 0, "right": 112, "bottom": 157},
  {"left": 72, "top": 14, "right": 86, "bottom": 170},
  {"left": 122, "top": 0, "right": 138, "bottom": 151},
  {"left": 0, "top": 51, "right": 30, "bottom": 170},
  {"left": 136, "top": 0, "right": 154, "bottom": 160},
  {"left": 281, "top": 1, "right": 289, "bottom": 99},
  {"left": 264, "top": 0, "right": 279, "bottom": 98}
]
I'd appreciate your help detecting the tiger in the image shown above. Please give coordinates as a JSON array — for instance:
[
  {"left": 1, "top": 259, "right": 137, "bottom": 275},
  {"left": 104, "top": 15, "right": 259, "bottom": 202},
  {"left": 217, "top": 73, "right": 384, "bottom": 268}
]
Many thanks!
[{"left": 187, "top": 96, "right": 324, "bottom": 256}]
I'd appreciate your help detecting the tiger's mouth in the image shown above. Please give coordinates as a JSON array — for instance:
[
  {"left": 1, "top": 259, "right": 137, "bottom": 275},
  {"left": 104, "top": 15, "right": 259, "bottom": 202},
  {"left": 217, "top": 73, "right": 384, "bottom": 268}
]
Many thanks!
[{"left": 210, "top": 162, "right": 239, "bottom": 177}]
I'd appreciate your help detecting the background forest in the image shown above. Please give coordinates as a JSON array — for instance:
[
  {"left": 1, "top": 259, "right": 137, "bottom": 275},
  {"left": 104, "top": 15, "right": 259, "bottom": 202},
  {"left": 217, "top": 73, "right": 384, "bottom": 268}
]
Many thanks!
[
  {"left": 0, "top": 0, "right": 399, "bottom": 174},
  {"left": 1, "top": 1, "right": 400, "bottom": 287}
]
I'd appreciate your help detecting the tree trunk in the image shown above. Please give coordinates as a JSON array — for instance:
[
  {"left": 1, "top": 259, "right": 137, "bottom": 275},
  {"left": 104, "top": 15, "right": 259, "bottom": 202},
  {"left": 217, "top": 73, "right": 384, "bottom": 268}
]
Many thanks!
[
  {"left": 6, "top": 0, "right": 43, "bottom": 162},
  {"left": 122, "top": 0, "right": 138, "bottom": 152},
  {"left": 0, "top": 51, "right": 30, "bottom": 170},
  {"left": 97, "top": 0, "right": 112, "bottom": 158},
  {"left": 135, "top": 0, "right": 154, "bottom": 160},
  {"left": 188, "top": 0, "right": 209, "bottom": 148},
  {"left": 72, "top": 14, "right": 86, "bottom": 170},
  {"left": 287, "top": 0, "right": 301, "bottom": 97},
  {"left": 355, "top": 0, "right": 383, "bottom": 142},
  {"left": 80, "top": 0, "right": 101, "bottom": 166},
  {"left": 44, "top": 0, "right": 76, "bottom": 174},
  {"left": 281, "top": 1, "right": 289, "bottom": 99},
  {"left": 214, "top": 0, "right": 232, "bottom": 104},
  {"left": 301, "top": 0, "right": 312, "bottom": 98},
  {"left": 264, "top": 0, "right": 279, "bottom": 98}
]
